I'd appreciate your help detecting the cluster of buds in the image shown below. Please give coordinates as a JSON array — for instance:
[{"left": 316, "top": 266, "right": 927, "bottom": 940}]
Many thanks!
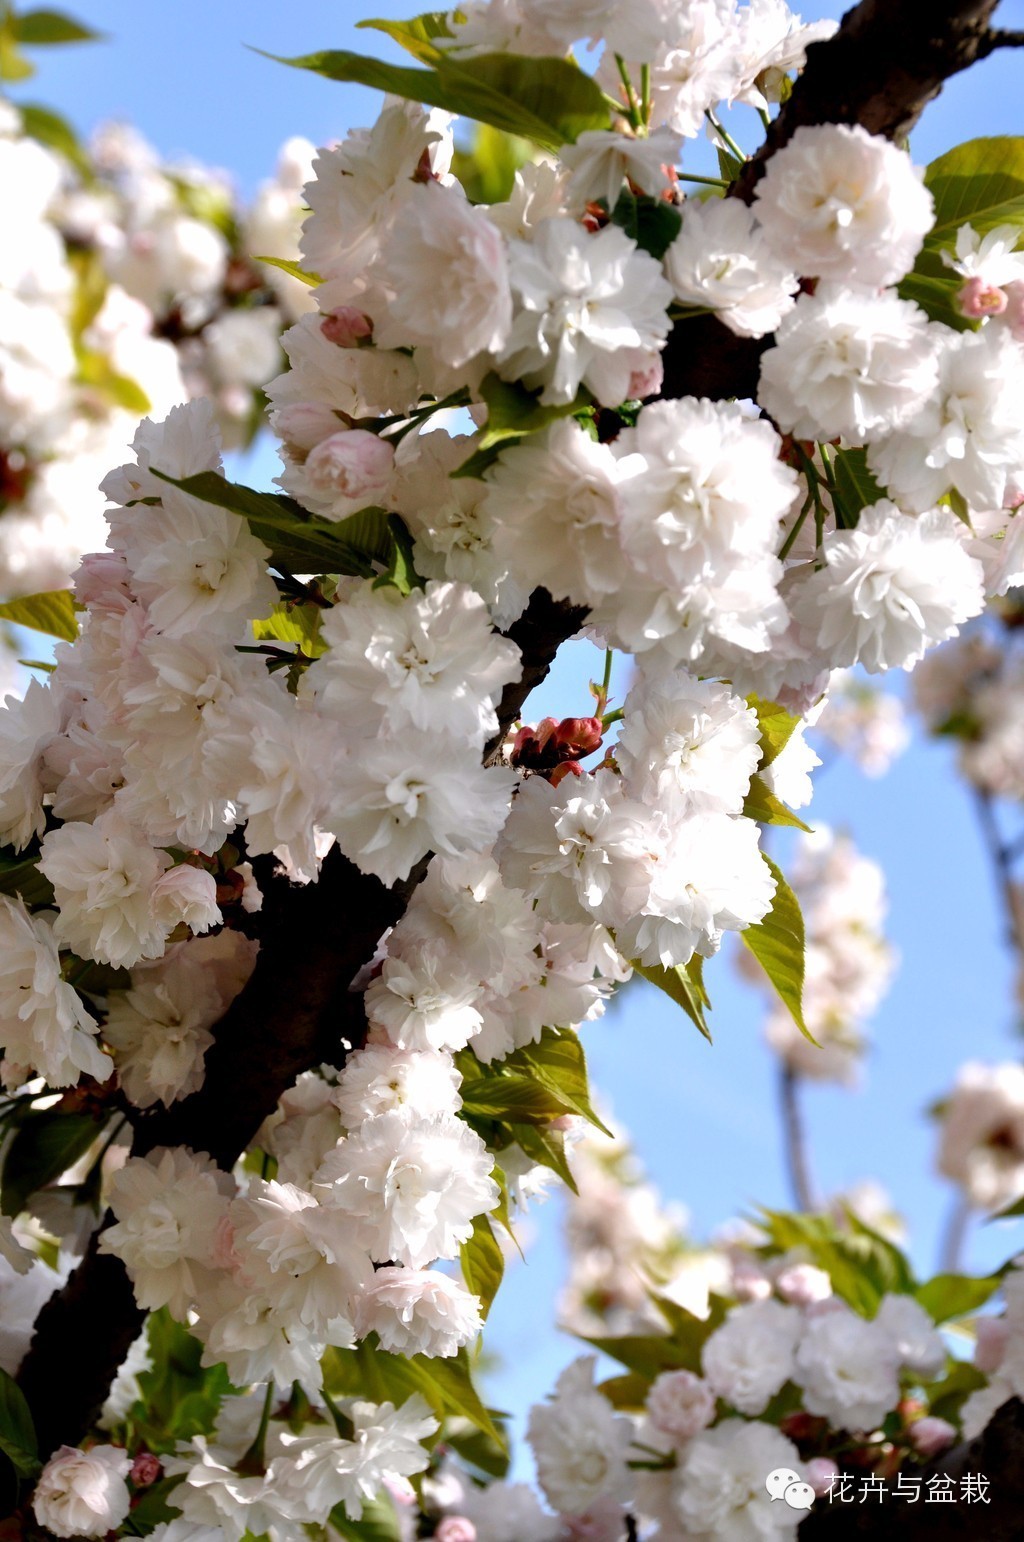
[{"left": 510, "top": 715, "right": 604, "bottom": 784}]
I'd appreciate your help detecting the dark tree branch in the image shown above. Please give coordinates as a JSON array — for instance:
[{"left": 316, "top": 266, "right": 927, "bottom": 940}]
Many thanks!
[
  {"left": 978, "top": 26, "right": 1024, "bottom": 55},
  {"left": 485, "top": 589, "right": 588, "bottom": 764},
  {"left": 736, "top": 0, "right": 1002, "bottom": 198},
  {"left": 799, "top": 1397, "right": 1024, "bottom": 1539}
]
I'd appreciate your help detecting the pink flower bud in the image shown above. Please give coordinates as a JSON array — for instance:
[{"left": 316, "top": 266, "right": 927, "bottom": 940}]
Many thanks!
[
  {"left": 436, "top": 1520, "right": 477, "bottom": 1542},
  {"left": 646, "top": 1369, "right": 716, "bottom": 1443},
  {"left": 974, "top": 1316, "right": 1009, "bottom": 1374},
  {"left": 956, "top": 276, "right": 1008, "bottom": 318},
  {"left": 321, "top": 306, "right": 373, "bottom": 347},
  {"left": 270, "top": 402, "right": 341, "bottom": 453},
  {"left": 130, "top": 1453, "right": 162, "bottom": 1487},
  {"left": 628, "top": 356, "right": 664, "bottom": 400},
  {"left": 806, "top": 1458, "right": 839, "bottom": 1498},
  {"left": 304, "top": 429, "right": 395, "bottom": 501},
  {"left": 908, "top": 1416, "right": 956, "bottom": 1458},
  {"left": 553, "top": 717, "right": 604, "bottom": 758},
  {"left": 775, "top": 1262, "right": 832, "bottom": 1307},
  {"left": 512, "top": 718, "right": 559, "bottom": 767}
]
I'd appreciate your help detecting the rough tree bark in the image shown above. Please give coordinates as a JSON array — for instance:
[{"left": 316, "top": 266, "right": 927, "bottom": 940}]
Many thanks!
[{"left": 17, "top": 0, "right": 1024, "bottom": 1514}]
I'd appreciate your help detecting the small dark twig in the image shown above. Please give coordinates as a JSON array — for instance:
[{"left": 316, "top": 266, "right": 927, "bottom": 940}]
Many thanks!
[{"left": 780, "top": 1064, "right": 817, "bottom": 1212}]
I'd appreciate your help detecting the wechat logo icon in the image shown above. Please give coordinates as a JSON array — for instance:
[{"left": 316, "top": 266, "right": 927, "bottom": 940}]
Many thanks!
[{"left": 766, "top": 1468, "right": 815, "bottom": 1511}]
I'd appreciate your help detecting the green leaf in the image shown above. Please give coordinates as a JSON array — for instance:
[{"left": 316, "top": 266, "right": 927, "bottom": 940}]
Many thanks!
[
  {"left": 119, "top": 1476, "right": 185, "bottom": 1536},
  {"left": 831, "top": 447, "right": 886, "bottom": 529},
  {"left": 1, "top": 1110, "right": 106, "bottom": 1218},
  {"left": 897, "top": 139, "right": 1024, "bottom": 329},
  {"left": 254, "top": 254, "right": 321, "bottom": 287},
  {"left": 506, "top": 1027, "right": 611, "bottom": 1134},
  {"left": 742, "top": 775, "right": 812, "bottom": 832},
  {"left": 14, "top": 8, "right": 101, "bottom": 43},
  {"left": 325, "top": 1338, "right": 507, "bottom": 1450},
  {"left": 0, "top": 31, "right": 34, "bottom": 78},
  {"left": 252, "top": 600, "right": 326, "bottom": 656},
  {"left": 76, "top": 348, "right": 152, "bottom": 414},
  {"left": 357, "top": 11, "right": 455, "bottom": 61},
  {"left": 443, "top": 1418, "right": 510, "bottom": 1480},
  {"left": 0, "top": 589, "right": 78, "bottom": 642},
  {"left": 741, "top": 856, "right": 810, "bottom": 1041},
  {"left": 509, "top": 1121, "right": 578, "bottom": 1193},
  {"left": 758, "top": 1208, "right": 916, "bottom": 1316},
  {"left": 477, "top": 372, "right": 589, "bottom": 451},
  {"left": 18, "top": 102, "right": 91, "bottom": 178},
  {"left": 151, "top": 469, "right": 384, "bottom": 578},
  {"left": 330, "top": 1497, "right": 403, "bottom": 1542},
  {"left": 598, "top": 1372, "right": 650, "bottom": 1410},
  {"left": 452, "top": 121, "right": 533, "bottom": 205},
  {"left": 372, "top": 514, "right": 424, "bottom": 595},
  {"left": 914, "top": 1272, "right": 1003, "bottom": 1324},
  {"left": 459, "top": 1212, "right": 505, "bottom": 1317},
  {"left": 922, "top": 1359, "right": 987, "bottom": 1423},
  {"left": 633, "top": 956, "right": 712, "bottom": 1042},
  {"left": 0, "top": 850, "right": 54, "bottom": 907},
  {"left": 924, "top": 136, "right": 1024, "bottom": 242},
  {"left": 0, "top": 1367, "right": 38, "bottom": 1479},
  {"left": 130, "top": 1311, "right": 236, "bottom": 1454},
  {"left": 268, "top": 47, "right": 611, "bottom": 153},
  {"left": 748, "top": 696, "right": 800, "bottom": 769},
  {"left": 610, "top": 189, "right": 683, "bottom": 259},
  {"left": 460, "top": 1071, "right": 575, "bottom": 1123}
]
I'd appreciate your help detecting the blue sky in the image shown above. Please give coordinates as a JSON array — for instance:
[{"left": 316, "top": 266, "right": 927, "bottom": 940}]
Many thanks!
[{"left": 13, "top": 0, "right": 1024, "bottom": 1456}]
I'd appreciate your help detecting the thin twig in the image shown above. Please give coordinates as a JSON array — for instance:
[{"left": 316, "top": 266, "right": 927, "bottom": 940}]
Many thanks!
[
  {"left": 938, "top": 1189, "right": 973, "bottom": 1274},
  {"left": 970, "top": 785, "right": 1024, "bottom": 953},
  {"left": 779, "top": 1064, "right": 817, "bottom": 1211}
]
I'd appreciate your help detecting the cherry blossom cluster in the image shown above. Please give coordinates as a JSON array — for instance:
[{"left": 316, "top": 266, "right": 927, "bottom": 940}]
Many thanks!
[
  {"left": 8, "top": 0, "right": 1024, "bottom": 1531},
  {"left": 0, "top": 99, "right": 312, "bottom": 598}
]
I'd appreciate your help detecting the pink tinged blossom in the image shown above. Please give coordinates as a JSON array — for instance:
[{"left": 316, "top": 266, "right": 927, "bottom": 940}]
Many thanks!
[
  {"left": 149, "top": 863, "right": 221, "bottom": 935},
  {"left": 975, "top": 1315, "right": 1010, "bottom": 1373},
  {"left": 436, "top": 1520, "right": 477, "bottom": 1542},
  {"left": 321, "top": 305, "right": 374, "bottom": 346},
  {"left": 304, "top": 428, "right": 395, "bottom": 500},
  {"left": 775, "top": 1262, "right": 833, "bottom": 1306},
  {"left": 645, "top": 1369, "right": 716, "bottom": 1444},
  {"left": 32, "top": 1444, "right": 132, "bottom": 1539},
  {"left": 806, "top": 1457, "right": 839, "bottom": 1498},
  {"left": 957, "top": 276, "right": 1008, "bottom": 317},
  {"left": 908, "top": 1416, "right": 957, "bottom": 1458}
]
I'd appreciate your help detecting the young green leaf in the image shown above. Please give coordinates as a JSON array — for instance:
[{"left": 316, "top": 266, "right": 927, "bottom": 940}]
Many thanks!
[
  {"left": 151, "top": 468, "right": 384, "bottom": 578},
  {"left": 14, "top": 8, "right": 101, "bottom": 43},
  {"left": 265, "top": 48, "right": 611, "bottom": 153},
  {"left": 477, "top": 372, "right": 590, "bottom": 451},
  {"left": 0, "top": 850, "right": 54, "bottom": 908},
  {"left": 914, "top": 1271, "right": 1003, "bottom": 1324},
  {"left": 254, "top": 254, "right": 322, "bottom": 286},
  {"left": 741, "top": 857, "right": 810, "bottom": 1040},
  {"left": 459, "top": 1212, "right": 505, "bottom": 1317},
  {"left": 632, "top": 956, "right": 712, "bottom": 1042},
  {"left": 747, "top": 696, "right": 800, "bottom": 769},
  {"left": 742, "top": 775, "right": 812, "bottom": 832},
  {"left": 0, "top": 588, "right": 78, "bottom": 642}
]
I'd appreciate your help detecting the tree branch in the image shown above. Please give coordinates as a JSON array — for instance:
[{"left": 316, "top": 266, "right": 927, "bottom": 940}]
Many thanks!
[
  {"left": 978, "top": 27, "right": 1024, "bottom": 56},
  {"left": 799, "top": 1396, "right": 1024, "bottom": 1539},
  {"left": 779, "top": 1065, "right": 817, "bottom": 1212}
]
